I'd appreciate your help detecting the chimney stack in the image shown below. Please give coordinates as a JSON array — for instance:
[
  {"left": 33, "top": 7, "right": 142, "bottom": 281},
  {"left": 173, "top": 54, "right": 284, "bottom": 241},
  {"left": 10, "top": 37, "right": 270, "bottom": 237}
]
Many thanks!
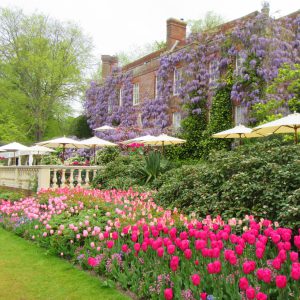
[
  {"left": 101, "top": 55, "right": 118, "bottom": 80},
  {"left": 166, "top": 18, "right": 187, "bottom": 50}
]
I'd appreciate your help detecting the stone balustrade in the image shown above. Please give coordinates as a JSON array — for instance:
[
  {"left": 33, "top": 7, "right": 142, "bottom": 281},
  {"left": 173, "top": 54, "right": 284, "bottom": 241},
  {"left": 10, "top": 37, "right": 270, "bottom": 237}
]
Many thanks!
[{"left": 0, "top": 165, "right": 102, "bottom": 191}]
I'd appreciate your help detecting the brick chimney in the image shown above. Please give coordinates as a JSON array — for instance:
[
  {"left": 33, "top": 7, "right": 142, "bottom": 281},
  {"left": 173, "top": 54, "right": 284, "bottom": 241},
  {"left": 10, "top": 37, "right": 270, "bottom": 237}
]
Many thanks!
[
  {"left": 166, "top": 18, "right": 187, "bottom": 50},
  {"left": 101, "top": 55, "right": 118, "bottom": 80}
]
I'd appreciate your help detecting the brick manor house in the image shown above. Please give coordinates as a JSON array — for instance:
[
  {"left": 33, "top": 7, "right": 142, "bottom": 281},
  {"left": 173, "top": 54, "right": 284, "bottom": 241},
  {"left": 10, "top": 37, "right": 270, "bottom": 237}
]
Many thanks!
[{"left": 85, "top": 7, "right": 300, "bottom": 138}]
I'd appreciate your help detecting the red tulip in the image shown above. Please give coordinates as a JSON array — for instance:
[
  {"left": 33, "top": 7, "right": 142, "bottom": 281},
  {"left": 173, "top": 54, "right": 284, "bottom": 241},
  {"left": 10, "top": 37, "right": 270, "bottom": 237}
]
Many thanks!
[
  {"left": 239, "top": 277, "right": 249, "bottom": 290},
  {"left": 290, "top": 251, "right": 298, "bottom": 262},
  {"left": 134, "top": 243, "right": 140, "bottom": 251},
  {"left": 87, "top": 257, "right": 98, "bottom": 267},
  {"left": 184, "top": 248, "right": 192, "bottom": 260},
  {"left": 294, "top": 235, "right": 300, "bottom": 249},
  {"left": 246, "top": 287, "right": 256, "bottom": 299},
  {"left": 167, "top": 244, "right": 176, "bottom": 255},
  {"left": 164, "top": 288, "right": 173, "bottom": 300},
  {"left": 291, "top": 263, "right": 300, "bottom": 280},
  {"left": 256, "top": 292, "right": 268, "bottom": 300},
  {"left": 121, "top": 244, "right": 128, "bottom": 253},
  {"left": 191, "top": 273, "right": 201, "bottom": 286},
  {"left": 272, "top": 257, "right": 281, "bottom": 270},
  {"left": 157, "top": 247, "right": 164, "bottom": 257},
  {"left": 106, "top": 240, "right": 114, "bottom": 249},
  {"left": 275, "top": 275, "right": 287, "bottom": 288}
]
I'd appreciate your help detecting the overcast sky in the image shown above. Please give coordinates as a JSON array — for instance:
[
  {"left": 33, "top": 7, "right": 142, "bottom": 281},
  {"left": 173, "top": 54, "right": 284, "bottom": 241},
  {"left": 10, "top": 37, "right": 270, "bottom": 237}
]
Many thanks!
[
  {"left": 1, "top": 0, "right": 299, "bottom": 62},
  {"left": 1, "top": 0, "right": 298, "bottom": 115}
]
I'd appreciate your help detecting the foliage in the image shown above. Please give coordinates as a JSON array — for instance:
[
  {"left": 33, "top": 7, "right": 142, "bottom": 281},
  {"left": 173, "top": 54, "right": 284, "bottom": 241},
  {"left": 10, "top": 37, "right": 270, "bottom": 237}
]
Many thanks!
[
  {"left": 1, "top": 188, "right": 299, "bottom": 299},
  {"left": 0, "top": 8, "right": 92, "bottom": 142},
  {"left": 40, "top": 153, "right": 62, "bottom": 165},
  {"left": 91, "top": 155, "right": 143, "bottom": 189},
  {"left": 154, "top": 141, "right": 300, "bottom": 230},
  {"left": 253, "top": 63, "right": 300, "bottom": 123},
  {"left": 96, "top": 146, "right": 121, "bottom": 165},
  {"left": 187, "top": 11, "right": 225, "bottom": 33},
  {"left": 67, "top": 115, "right": 93, "bottom": 139},
  {"left": 115, "top": 40, "right": 166, "bottom": 66},
  {"left": 0, "top": 188, "right": 28, "bottom": 201},
  {"left": 136, "top": 151, "right": 168, "bottom": 184}
]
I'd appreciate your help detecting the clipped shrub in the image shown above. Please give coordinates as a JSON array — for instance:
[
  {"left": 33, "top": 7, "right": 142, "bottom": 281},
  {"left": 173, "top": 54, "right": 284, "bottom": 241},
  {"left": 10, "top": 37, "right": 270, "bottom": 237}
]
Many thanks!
[
  {"left": 154, "top": 141, "right": 300, "bottom": 229},
  {"left": 91, "top": 155, "right": 143, "bottom": 189}
]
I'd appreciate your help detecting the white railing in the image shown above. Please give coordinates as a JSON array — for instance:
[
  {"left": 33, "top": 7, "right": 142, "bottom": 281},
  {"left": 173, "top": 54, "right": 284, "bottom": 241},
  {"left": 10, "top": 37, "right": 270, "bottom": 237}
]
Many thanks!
[{"left": 0, "top": 165, "right": 102, "bottom": 191}]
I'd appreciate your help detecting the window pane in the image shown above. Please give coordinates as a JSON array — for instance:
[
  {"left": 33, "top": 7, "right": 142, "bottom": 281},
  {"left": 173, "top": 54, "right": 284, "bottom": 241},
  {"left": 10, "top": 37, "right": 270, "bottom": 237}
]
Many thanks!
[
  {"left": 172, "top": 112, "right": 181, "bottom": 129},
  {"left": 173, "top": 68, "right": 182, "bottom": 95},
  {"left": 133, "top": 83, "right": 139, "bottom": 105},
  {"left": 209, "top": 60, "right": 219, "bottom": 87}
]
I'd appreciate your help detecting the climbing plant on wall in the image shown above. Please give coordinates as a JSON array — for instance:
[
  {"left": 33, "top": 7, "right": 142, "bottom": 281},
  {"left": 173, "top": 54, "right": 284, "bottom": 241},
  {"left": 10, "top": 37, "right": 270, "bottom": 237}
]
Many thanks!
[{"left": 85, "top": 11, "right": 300, "bottom": 159}]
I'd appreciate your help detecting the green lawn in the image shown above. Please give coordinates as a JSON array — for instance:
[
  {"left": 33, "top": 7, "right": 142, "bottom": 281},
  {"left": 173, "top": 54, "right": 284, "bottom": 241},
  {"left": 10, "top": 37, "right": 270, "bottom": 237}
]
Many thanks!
[{"left": 0, "top": 227, "right": 131, "bottom": 300}]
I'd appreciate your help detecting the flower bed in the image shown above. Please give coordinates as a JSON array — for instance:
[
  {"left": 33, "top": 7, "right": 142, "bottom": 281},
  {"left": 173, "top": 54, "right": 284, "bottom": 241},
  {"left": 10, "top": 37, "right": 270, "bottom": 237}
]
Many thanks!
[{"left": 0, "top": 187, "right": 299, "bottom": 299}]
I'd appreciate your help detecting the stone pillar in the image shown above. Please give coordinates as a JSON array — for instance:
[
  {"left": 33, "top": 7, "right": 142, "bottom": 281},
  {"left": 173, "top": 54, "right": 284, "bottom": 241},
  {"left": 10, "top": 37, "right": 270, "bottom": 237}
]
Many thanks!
[{"left": 37, "top": 167, "right": 51, "bottom": 191}]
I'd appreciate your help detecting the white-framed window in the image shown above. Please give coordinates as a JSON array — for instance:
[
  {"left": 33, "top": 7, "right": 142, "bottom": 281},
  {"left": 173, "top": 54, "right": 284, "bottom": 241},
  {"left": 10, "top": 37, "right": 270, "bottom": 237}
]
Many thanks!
[
  {"left": 172, "top": 112, "right": 182, "bottom": 130},
  {"left": 137, "top": 113, "right": 142, "bottom": 127},
  {"left": 173, "top": 68, "right": 182, "bottom": 96},
  {"left": 234, "top": 105, "right": 247, "bottom": 125},
  {"left": 118, "top": 88, "right": 123, "bottom": 106},
  {"left": 209, "top": 60, "right": 219, "bottom": 86},
  {"left": 236, "top": 53, "right": 245, "bottom": 76},
  {"left": 133, "top": 83, "right": 139, "bottom": 106},
  {"left": 155, "top": 75, "right": 161, "bottom": 99},
  {"left": 108, "top": 99, "right": 112, "bottom": 113}
]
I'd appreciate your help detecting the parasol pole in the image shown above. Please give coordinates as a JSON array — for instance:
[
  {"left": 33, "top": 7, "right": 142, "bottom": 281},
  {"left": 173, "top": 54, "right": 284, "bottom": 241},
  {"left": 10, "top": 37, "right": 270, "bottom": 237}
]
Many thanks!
[
  {"left": 62, "top": 144, "right": 65, "bottom": 164},
  {"left": 295, "top": 127, "right": 298, "bottom": 144},
  {"left": 239, "top": 133, "right": 242, "bottom": 146},
  {"left": 94, "top": 144, "right": 96, "bottom": 164}
]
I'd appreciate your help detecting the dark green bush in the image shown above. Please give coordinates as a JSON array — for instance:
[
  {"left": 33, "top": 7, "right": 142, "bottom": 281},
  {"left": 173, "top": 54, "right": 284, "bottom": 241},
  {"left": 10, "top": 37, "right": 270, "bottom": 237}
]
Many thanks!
[
  {"left": 154, "top": 141, "right": 300, "bottom": 229},
  {"left": 91, "top": 155, "right": 143, "bottom": 189},
  {"left": 96, "top": 146, "right": 121, "bottom": 165}
]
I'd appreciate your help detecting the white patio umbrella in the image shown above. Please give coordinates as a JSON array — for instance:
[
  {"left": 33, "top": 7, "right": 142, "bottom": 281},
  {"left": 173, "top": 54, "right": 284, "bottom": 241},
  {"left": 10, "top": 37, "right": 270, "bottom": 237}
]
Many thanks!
[
  {"left": 253, "top": 112, "right": 300, "bottom": 144},
  {"left": 94, "top": 125, "right": 116, "bottom": 131},
  {"left": 121, "top": 135, "right": 157, "bottom": 145},
  {"left": 27, "top": 145, "right": 55, "bottom": 154},
  {"left": 131, "top": 134, "right": 186, "bottom": 154},
  {"left": 0, "top": 142, "right": 30, "bottom": 165},
  {"left": 79, "top": 136, "right": 117, "bottom": 163},
  {"left": 212, "top": 124, "right": 266, "bottom": 145},
  {"left": 16, "top": 145, "right": 55, "bottom": 166},
  {"left": 37, "top": 137, "right": 89, "bottom": 163}
]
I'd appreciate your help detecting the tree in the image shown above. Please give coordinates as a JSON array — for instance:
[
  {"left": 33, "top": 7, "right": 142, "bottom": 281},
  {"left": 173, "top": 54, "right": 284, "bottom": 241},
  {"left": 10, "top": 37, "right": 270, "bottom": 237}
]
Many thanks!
[
  {"left": 116, "top": 40, "right": 166, "bottom": 66},
  {"left": 187, "top": 11, "right": 225, "bottom": 33},
  {"left": 0, "top": 8, "right": 93, "bottom": 142},
  {"left": 67, "top": 115, "right": 93, "bottom": 139}
]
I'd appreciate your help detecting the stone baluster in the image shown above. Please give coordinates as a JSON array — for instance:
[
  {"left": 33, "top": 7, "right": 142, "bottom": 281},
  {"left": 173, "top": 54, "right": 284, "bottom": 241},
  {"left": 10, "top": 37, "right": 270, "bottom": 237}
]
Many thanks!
[
  {"left": 93, "top": 169, "right": 97, "bottom": 182},
  {"left": 77, "top": 169, "right": 82, "bottom": 187},
  {"left": 61, "top": 169, "right": 66, "bottom": 188},
  {"left": 52, "top": 169, "right": 58, "bottom": 188},
  {"left": 69, "top": 169, "right": 74, "bottom": 188},
  {"left": 85, "top": 169, "right": 90, "bottom": 188}
]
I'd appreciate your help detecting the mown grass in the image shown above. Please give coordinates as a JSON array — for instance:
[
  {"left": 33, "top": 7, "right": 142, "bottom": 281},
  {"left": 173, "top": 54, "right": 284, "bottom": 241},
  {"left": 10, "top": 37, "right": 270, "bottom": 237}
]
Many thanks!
[{"left": 0, "top": 227, "right": 131, "bottom": 300}]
